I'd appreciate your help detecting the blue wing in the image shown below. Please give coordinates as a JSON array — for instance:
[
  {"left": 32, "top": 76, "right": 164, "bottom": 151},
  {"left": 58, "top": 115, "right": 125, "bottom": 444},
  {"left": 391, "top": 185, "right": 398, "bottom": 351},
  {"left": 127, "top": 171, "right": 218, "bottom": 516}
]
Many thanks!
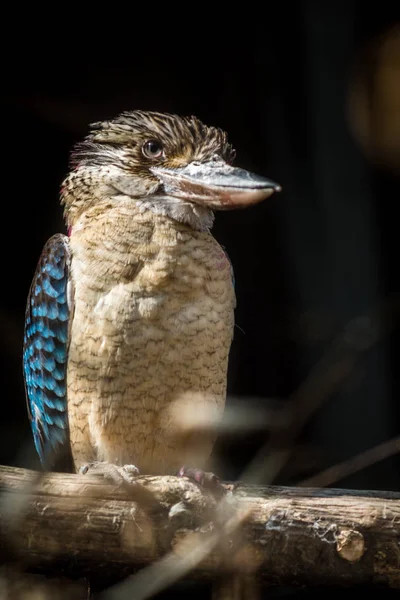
[{"left": 23, "top": 234, "right": 72, "bottom": 468}]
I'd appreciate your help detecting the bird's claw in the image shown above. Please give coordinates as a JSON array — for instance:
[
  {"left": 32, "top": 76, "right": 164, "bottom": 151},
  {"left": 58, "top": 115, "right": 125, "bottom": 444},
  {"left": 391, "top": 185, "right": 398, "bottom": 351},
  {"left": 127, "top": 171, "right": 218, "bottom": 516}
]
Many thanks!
[
  {"left": 177, "top": 466, "right": 226, "bottom": 498},
  {"left": 80, "top": 461, "right": 140, "bottom": 485}
]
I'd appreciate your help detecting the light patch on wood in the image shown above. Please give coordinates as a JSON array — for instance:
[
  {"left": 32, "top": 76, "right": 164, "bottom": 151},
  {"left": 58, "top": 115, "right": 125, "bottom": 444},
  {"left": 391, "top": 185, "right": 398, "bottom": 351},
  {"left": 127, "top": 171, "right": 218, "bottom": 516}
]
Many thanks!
[{"left": 336, "top": 528, "right": 365, "bottom": 562}]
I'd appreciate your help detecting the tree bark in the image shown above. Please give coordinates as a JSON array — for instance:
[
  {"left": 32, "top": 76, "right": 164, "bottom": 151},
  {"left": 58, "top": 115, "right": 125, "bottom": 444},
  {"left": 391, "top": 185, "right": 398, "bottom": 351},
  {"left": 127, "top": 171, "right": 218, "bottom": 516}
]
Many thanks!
[{"left": 0, "top": 465, "right": 399, "bottom": 590}]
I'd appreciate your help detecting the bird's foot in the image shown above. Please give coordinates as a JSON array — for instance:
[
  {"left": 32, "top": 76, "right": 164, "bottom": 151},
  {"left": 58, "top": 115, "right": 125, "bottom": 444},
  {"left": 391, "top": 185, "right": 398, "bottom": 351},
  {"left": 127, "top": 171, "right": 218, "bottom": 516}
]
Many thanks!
[
  {"left": 177, "top": 466, "right": 226, "bottom": 498},
  {"left": 80, "top": 461, "right": 140, "bottom": 486},
  {"left": 80, "top": 462, "right": 165, "bottom": 515}
]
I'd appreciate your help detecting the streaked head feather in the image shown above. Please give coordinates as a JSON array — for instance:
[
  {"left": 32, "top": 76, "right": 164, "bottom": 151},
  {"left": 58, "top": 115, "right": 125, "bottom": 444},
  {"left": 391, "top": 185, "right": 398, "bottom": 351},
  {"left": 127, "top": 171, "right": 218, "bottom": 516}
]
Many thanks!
[{"left": 71, "top": 110, "right": 235, "bottom": 170}]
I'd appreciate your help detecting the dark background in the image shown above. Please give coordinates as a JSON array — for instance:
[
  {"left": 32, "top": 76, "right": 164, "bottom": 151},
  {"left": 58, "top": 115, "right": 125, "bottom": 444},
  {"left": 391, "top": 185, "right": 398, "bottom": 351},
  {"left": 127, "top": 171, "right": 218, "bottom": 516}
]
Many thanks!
[{"left": 2, "top": 2, "right": 400, "bottom": 596}]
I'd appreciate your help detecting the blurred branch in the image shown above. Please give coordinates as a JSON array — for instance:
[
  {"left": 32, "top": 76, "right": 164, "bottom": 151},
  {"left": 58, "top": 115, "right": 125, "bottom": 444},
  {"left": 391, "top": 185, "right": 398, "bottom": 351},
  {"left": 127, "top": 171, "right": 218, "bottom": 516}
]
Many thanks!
[
  {"left": 0, "top": 566, "right": 87, "bottom": 600},
  {"left": 242, "top": 296, "right": 400, "bottom": 485},
  {"left": 1, "top": 466, "right": 400, "bottom": 591},
  {"left": 298, "top": 435, "right": 400, "bottom": 488}
]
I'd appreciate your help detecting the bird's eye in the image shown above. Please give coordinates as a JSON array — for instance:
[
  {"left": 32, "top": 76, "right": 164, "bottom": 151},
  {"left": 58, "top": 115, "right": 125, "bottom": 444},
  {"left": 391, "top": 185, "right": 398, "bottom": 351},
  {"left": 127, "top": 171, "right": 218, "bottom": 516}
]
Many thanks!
[{"left": 142, "top": 140, "right": 164, "bottom": 159}]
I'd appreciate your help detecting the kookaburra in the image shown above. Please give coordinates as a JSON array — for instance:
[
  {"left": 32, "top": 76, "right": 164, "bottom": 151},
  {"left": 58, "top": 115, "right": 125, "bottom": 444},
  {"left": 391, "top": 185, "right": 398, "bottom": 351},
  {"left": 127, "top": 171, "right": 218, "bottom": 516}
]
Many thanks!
[{"left": 23, "top": 110, "right": 280, "bottom": 481}]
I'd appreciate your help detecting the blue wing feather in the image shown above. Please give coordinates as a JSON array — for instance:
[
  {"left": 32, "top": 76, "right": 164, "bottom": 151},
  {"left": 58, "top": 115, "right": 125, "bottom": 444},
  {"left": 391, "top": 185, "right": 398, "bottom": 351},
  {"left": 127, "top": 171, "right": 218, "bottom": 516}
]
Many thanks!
[{"left": 23, "top": 234, "right": 72, "bottom": 467}]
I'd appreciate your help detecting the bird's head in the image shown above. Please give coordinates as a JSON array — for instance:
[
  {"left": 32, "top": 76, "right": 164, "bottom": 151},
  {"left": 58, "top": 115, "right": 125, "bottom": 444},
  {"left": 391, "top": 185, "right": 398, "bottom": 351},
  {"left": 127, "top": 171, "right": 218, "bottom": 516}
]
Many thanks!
[{"left": 62, "top": 110, "right": 280, "bottom": 231}]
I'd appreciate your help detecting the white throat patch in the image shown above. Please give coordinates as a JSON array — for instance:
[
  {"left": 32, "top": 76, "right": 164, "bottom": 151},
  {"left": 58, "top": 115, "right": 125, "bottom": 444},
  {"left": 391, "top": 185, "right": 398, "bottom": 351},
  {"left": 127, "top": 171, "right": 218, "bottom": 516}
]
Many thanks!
[{"left": 132, "top": 195, "right": 214, "bottom": 232}]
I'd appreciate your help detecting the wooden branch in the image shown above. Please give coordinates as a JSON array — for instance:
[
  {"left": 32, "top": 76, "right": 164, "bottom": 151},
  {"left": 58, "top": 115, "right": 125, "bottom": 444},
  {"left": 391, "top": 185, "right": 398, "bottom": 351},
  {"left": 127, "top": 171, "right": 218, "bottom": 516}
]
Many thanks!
[{"left": 0, "top": 465, "right": 400, "bottom": 590}]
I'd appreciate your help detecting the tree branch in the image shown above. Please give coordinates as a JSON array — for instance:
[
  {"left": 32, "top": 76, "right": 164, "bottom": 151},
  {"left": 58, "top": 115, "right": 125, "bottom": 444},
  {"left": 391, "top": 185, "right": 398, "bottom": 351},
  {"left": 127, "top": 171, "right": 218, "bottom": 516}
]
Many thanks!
[{"left": 0, "top": 465, "right": 399, "bottom": 591}]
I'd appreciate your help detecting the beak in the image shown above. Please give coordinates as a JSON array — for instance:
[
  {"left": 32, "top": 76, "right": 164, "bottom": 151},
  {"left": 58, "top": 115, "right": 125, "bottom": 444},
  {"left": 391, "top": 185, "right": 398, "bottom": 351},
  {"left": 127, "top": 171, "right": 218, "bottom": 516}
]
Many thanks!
[{"left": 150, "top": 160, "right": 281, "bottom": 209}]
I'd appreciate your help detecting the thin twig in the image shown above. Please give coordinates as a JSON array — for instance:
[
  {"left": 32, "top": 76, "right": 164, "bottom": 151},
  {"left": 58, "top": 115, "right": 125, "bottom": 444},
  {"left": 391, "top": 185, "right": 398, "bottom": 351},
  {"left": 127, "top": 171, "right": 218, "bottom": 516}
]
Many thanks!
[
  {"left": 240, "top": 296, "right": 400, "bottom": 485},
  {"left": 298, "top": 435, "right": 400, "bottom": 488}
]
